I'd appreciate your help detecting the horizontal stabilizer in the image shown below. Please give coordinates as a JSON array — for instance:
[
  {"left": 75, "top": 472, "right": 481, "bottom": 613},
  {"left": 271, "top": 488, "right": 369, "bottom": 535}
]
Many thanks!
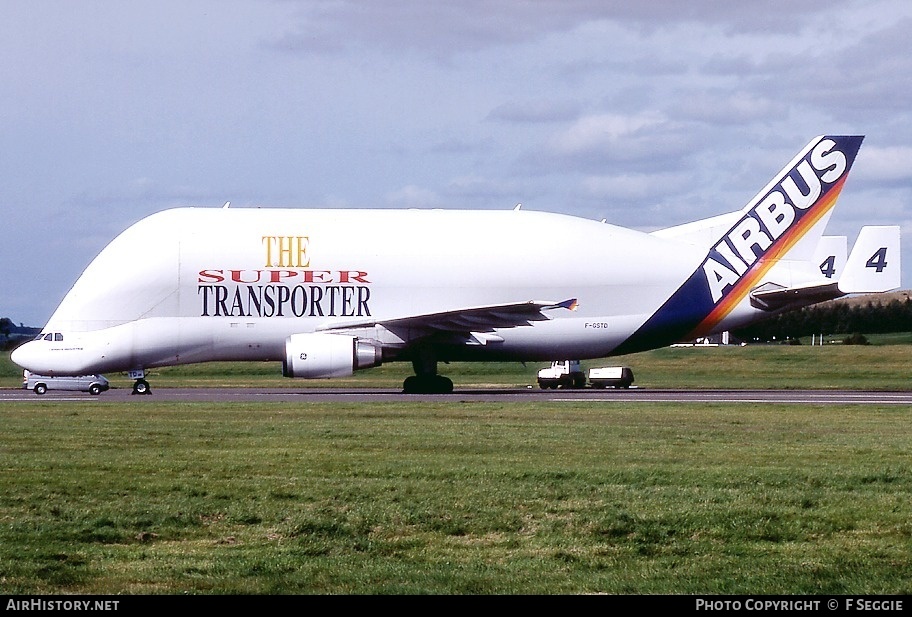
[
  {"left": 838, "top": 226, "right": 901, "bottom": 294},
  {"left": 750, "top": 281, "right": 842, "bottom": 311},
  {"left": 749, "top": 226, "right": 901, "bottom": 311}
]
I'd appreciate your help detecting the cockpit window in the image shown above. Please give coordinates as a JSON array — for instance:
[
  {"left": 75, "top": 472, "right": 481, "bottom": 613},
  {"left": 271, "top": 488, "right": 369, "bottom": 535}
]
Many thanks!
[
  {"left": 43, "top": 333, "right": 53, "bottom": 341},
  {"left": 54, "top": 333, "right": 63, "bottom": 341},
  {"left": 35, "top": 333, "right": 46, "bottom": 341}
]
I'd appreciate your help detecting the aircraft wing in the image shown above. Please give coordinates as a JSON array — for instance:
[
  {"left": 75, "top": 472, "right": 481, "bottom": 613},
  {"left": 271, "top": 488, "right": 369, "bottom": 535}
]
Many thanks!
[{"left": 318, "top": 298, "right": 578, "bottom": 342}]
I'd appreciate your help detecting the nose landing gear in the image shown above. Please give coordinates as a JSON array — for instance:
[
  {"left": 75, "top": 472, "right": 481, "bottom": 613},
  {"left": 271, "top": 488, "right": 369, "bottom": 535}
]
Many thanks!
[{"left": 129, "top": 369, "right": 152, "bottom": 395}]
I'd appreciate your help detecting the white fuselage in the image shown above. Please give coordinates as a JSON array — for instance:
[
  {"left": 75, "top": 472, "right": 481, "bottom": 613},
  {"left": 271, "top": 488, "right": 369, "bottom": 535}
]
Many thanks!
[{"left": 13, "top": 207, "right": 711, "bottom": 376}]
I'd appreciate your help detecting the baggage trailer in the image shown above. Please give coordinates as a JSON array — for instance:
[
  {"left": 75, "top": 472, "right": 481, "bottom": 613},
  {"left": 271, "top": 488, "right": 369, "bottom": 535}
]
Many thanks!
[{"left": 587, "top": 366, "right": 634, "bottom": 389}]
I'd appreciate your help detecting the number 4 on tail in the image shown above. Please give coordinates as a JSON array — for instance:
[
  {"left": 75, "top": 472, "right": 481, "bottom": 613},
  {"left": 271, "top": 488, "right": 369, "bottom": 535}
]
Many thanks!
[
  {"left": 820, "top": 255, "right": 837, "bottom": 278},
  {"left": 866, "top": 247, "right": 888, "bottom": 273}
]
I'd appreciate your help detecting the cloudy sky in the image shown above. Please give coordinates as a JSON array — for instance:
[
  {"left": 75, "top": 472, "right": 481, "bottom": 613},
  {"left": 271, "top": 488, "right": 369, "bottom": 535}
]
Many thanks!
[{"left": 3, "top": 0, "right": 911, "bottom": 326}]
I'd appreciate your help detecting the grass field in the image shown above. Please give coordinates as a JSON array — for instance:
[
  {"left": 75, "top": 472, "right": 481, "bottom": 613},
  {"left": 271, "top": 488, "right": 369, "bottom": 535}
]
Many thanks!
[
  {"left": 1, "top": 342, "right": 910, "bottom": 595},
  {"left": 0, "top": 401, "right": 910, "bottom": 595}
]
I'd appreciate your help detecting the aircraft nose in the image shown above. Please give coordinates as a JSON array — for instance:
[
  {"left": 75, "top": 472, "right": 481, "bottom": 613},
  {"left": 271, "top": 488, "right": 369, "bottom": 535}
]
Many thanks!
[{"left": 10, "top": 341, "right": 40, "bottom": 371}]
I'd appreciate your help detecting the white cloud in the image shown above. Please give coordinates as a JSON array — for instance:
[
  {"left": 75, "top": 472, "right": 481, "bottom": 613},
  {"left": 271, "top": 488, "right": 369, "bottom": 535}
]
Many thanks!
[
  {"left": 548, "top": 112, "right": 668, "bottom": 156},
  {"left": 487, "top": 100, "right": 582, "bottom": 124},
  {"left": 855, "top": 147, "right": 912, "bottom": 183},
  {"left": 385, "top": 185, "right": 443, "bottom": 208},
  {"left": 582, "top": 172, "right": 688, "bottom": 201},
  {"left": 676, "top": 91, "right": 785, "bottom": 125}
]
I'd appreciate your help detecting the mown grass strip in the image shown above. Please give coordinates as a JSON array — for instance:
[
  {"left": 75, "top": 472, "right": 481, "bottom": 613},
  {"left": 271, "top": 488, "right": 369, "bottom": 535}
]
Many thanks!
[{"left": 1, "top": 400, "right": 909, "bottom": 594}]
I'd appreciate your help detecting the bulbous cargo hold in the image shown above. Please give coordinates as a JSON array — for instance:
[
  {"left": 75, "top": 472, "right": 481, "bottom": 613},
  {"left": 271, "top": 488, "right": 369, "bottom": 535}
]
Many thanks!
[{"left": 10, "top": 136, "right": 901, "bottom": 394}]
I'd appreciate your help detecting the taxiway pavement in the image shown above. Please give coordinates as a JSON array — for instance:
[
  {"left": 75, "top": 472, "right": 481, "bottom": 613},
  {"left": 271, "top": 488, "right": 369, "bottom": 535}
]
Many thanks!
[{"left": 3, "top": 387, "right": 912, "bottom": 405}]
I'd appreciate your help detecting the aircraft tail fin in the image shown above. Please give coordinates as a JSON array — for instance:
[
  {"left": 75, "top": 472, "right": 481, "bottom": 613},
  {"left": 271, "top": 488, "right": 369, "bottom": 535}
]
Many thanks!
[
  {"left": 696, "top": 136, "right": 864, "bottom": 305},
  {"left": 613, "top": 135, "right": 867, "bottom": 354},
  {"left": 813, "top": 235, "right": 848, "bottom": 281}
]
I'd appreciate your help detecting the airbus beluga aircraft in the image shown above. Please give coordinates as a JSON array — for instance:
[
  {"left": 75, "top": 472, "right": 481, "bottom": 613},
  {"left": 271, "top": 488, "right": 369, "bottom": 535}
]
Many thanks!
[{"left": 11, "top": 135, "right": 901, "bottom": 393}]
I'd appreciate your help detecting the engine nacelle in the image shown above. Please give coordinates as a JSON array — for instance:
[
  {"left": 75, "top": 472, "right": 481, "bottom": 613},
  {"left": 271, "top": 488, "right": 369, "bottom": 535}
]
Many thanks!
[{"left": 283, "top": 333, "right": 383, "bottom": 379}]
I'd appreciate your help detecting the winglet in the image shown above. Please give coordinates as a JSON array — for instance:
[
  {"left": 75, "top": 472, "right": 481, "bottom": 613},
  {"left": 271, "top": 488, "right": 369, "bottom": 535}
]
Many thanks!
[{"left": 552, "top": 298, "right": 579, "bottom": 311}]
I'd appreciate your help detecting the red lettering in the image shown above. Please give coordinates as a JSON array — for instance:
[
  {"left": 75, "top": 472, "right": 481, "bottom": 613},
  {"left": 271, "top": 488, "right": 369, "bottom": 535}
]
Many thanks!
[
  {"left": 199, "top": 269, "right": 372, "bottom": 284},
  {"left": 339, "top": 270, "right": 370, "bottom": 283},
  {"left": 269, "top": 270, "right": 298, "bottom": 283},
  {"left": 303, "top": 270, "right": 331, "bottom": 283},
  {"left": 198, "top": 269, "right": 225, "bottom": 283},
  {"left": 230, "top": 269, "right": 264, "bottom": 283}
]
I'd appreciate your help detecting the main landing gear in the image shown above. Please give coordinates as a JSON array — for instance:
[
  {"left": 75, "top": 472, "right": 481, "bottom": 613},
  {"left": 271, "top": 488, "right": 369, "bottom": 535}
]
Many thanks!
[
  {"left": 402, "top": 352, "right": 453, "bottom": 394},
  {"left": 403, "top": 374, "right": 454, "bottom": 394}
]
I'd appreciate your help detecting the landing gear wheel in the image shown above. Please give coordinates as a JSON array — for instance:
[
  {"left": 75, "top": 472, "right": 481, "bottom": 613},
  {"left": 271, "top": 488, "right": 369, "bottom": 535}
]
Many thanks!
[
  {"left": 132, "top": 379, "right": 151, "bottom": 395},
  {"left": 436, "top": 375, "right": 454, "bottom": 394},
  {"left": 402, "top": 374, "right": 453, "bottom": 394},
  {"left": 403, "top": 375, "right": 419, "bottom": 393}
]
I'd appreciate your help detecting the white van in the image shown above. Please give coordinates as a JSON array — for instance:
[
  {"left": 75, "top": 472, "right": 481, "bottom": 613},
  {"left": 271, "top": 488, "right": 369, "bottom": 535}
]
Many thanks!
[{"left": 22, "top": 371, "right": 110, "bottom": 396}]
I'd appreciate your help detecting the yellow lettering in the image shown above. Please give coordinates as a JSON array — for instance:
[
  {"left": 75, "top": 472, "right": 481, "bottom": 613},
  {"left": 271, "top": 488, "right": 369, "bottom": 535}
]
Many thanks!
[
  {"left": 262, "top": 236, "right": 275, "bottom": 267},
  {"left": 278, "top": 236, "right": 293, "bottom": 267},
  {"left": 296, "top": 236, "right": 310, "bottom": 267},
  {"left": 262, "top": 235, "right": 310, "bottom": 268}
]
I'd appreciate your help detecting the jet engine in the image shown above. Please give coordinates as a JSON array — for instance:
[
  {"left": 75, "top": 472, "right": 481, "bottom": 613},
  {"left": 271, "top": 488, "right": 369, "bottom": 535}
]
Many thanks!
[{"left": 283, "top": 333, "right": 383, "bottom": 379}]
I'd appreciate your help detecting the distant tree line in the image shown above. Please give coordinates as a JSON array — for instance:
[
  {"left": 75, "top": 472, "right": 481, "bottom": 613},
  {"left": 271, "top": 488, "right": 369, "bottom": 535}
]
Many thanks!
[
  {"left": 1, "top": 317, "right": 41, "bottom": 351},
  {"left": 734, "top": 297, "right": 912, "bottom": 342}
]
